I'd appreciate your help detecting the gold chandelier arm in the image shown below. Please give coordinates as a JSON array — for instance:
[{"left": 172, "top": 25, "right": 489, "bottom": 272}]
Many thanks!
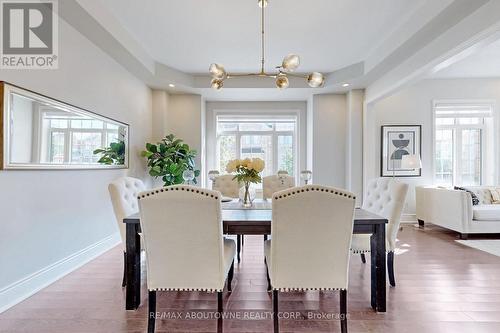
[
  {"left": 226, "top": 72, "right": 278, "bottom": 79},
  {"left": 279, "top": 71, "right": 308, "bottom": 79}
]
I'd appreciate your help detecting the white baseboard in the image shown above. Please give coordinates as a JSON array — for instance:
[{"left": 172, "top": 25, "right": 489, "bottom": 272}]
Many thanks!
[
  {"left": 401, "top": 213, "right": 417, "bottom": 224},
  {"left": 0, "top": 232, "right": 121, "bottom": 314}
]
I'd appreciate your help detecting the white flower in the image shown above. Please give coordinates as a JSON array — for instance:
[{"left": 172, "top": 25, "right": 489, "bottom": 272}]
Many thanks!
[
  {"left": 241, "top": 158, "right": 251, "bottom": 168},
  {"left": 251, "top": 158, "right": 265, "bottom": 172},
  {"left": 226, "top": 160, "right": 237, "bottom": 173}
]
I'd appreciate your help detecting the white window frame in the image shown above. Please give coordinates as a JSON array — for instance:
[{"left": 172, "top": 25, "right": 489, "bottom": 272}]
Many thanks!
[
  {"left": 42, "top": 109, "right": 119, "bottom": 163},
  {"left": 432, "top": 99, "right": 495, "bottom": 186},
  {"left": 216, "top": 115, "right": 298, "bottom": 178}
]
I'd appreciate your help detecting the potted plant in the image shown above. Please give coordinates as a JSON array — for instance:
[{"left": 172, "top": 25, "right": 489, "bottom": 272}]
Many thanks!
[
  {"left": 226, "top": 158, "right": 265, "bottom": 207},
  {"left": 93, "top": 140, "right": 126, "bottom": 165},
  {"left": 141, "top": 134, "right": 200, "bottom": 186}
]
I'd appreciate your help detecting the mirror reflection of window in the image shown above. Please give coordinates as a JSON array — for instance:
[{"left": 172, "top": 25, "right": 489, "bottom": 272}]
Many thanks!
[{"left": 7, "top": 88, "right": 128, "bottom": 168}]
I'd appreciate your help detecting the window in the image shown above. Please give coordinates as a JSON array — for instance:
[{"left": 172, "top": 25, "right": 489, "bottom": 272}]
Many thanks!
[
  {"left": 433, "top": 101, "right": 494, "bottom": 186},
  {"left": 42, "top": 111, "right": 119, "bottom": 164},
  {"left": 216, "top": 116, "right": 297, "bottom": 180}
]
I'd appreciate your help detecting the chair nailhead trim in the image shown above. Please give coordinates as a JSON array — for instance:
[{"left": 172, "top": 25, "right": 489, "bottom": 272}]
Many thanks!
[
  {"left": 138, "top": 186, "right": 220, "bottom": 200},
  {"left": 271, "top": 287, "right": 346, "bottom": 292},
  {"left": 273, "top": 185, "right": 356, "bottom": 201}
]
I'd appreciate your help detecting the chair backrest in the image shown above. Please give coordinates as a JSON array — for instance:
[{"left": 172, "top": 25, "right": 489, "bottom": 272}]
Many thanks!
[
  {"left": 137, "top": 185, "right": 226, "bottom": 292},
  {"left": 108, "top": 177, "right": 146, "bottom": 248},
  {"left": 269, "top": 185, "right": 356, "bottom": 291},
  {"left": 362, "top": 178, "right": 409, "bottom": 251},
  {"left": 212, "top": 174, "right": 242, "bottom": 198},
  {"left": 263, "top": 175, "right": 295, "bottom": 199}
]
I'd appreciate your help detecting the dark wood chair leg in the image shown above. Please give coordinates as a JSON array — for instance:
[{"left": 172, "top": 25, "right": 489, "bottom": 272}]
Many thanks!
[
  {"left": 227, "top": 260, "right": 234, "bottom": 292},
  {"left": 148, "top": 290, "right": 157, "bottom": 333},
  {"left": 388, "top": 251, "right": 396, "bottom": 287},
  {"left": 217, "top": 291, "right": 223, "bottom": 333},
  {"left": 122, "top": 251, "right": 127, "bottom": 287},
  {"left": 418, "top": 219, "right": 425, "bottom": 228},
  {"left": 360, "top": 253, "right": 366, "bottom": 264},
  {"left": 264, "top": 258, "right": 271, "bottom": 291},
  {"left": 273, "top": 290, "right": 279, "bottom": 333},
  {"left": 340, "top": 290, "right": 348, "bottom": 333},
  {"left": 237, "top": 235, "right": 241, "bottom": 262}
]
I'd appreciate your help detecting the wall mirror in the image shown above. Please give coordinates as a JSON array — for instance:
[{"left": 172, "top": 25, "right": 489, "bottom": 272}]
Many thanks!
[{"left": 1, "top": 82, "right": 129, "bottom": 169}]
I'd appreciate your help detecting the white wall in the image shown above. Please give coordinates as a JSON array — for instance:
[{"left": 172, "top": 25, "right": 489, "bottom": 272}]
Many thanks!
[
  {"left": 166, "top": 94, "right": 203, "bottom": 173},
  {"left": 311, "top": 94, "right": 347, "bottom": 187},
  {"left": 365, "top": 78, "right": 500, "bottom": 217},
  {"left": 0, "top": 18, "right": 152, "bottom": 311}
]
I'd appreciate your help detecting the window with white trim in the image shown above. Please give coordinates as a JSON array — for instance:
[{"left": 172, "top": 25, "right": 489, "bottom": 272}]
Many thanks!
[
  {"left": 433, "top": 101, "right": 494, "bottom": 186},
  {"left": 216, "top": 115, "right": 297, "bottom": 180}
]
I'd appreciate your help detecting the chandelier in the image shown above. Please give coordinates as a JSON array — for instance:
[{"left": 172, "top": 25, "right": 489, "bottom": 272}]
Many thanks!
[{"left": 209, "top": 0, "right": 325, "bottom": 90}]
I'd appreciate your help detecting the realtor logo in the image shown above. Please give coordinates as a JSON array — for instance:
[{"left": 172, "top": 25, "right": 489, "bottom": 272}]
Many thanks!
[{"left": 1, "top": 0, "right": 58, "bottom": 69}]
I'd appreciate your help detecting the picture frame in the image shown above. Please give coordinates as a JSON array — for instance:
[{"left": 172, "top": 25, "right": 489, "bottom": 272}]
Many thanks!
[{"left": 381, "top": 125, "right": 421, "bottom": 177}]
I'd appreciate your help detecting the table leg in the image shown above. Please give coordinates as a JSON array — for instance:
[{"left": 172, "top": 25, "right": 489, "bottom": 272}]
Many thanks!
[
  {"left": 126, "top": 223, "right": 141, "bottom": 310},
  {"left": 237, "top": 235, "right": 241, "bottom": 262},
  {"left": 370, "top": 224, "right": 386, "bottom": 312}
]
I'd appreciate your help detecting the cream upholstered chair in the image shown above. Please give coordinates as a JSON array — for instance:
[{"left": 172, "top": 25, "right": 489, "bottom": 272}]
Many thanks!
[
  {"left": 212, "top": 174, "right": 242, "bottom": 198},
  {"left": 262, "top": 174, "right": 296, "bottom": 199},
  {"left": 350, "top": 178, "right": 408, "bottom": 287},
  {"left": 108, "top": 177, "right": 146, "bottom": 287},
  {"left": 265, "top": 185, "right": 356, "bottom": 333},
  {"left": 137, "top": 185, "right": 236, "bottom": 333}
]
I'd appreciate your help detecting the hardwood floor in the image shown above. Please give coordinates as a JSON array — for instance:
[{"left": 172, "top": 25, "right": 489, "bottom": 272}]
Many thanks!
[{"left": 2, "top": 225, "right": 500, "bottom": 332}]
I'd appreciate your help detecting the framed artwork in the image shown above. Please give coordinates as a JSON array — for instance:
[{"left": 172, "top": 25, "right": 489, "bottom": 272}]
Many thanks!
[{"left": 381, "top": 125, "right": 421, "bottom": 177}]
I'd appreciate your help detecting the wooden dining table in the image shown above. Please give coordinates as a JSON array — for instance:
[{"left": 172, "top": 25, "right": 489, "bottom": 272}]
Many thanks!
[{"left": 123, "top": 200, "right": 388, "bottom": 312}]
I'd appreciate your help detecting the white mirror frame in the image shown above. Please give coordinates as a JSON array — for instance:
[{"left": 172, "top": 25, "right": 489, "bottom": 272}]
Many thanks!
[{"left": 1, "top": 82, "right": 129, "bottom": 170}]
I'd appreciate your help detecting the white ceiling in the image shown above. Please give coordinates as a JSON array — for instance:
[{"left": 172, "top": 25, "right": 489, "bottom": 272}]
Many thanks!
[
  {"left": 431, "top": 38, "right": 500, "bottom": 78},
  {"left": 100, "top": 0, "right": 426, "bottom": 74}
]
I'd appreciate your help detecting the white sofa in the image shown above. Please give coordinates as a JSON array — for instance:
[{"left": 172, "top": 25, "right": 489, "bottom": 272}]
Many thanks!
[{"left": 416, "top": 186, "right": 500, "bottom": 239}]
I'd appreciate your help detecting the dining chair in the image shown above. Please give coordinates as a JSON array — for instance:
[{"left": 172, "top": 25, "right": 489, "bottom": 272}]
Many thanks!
[
  {"left": 212, "top": 174, "right": 243, "bottom": 198},
  {"left": 262, "top": 174, "right": 296, "bottom": 200},
  {"left": 265, "top": 185, "right": 356, "bottom": 333},
  {"left": 108, "top": 176, "right": 146, "bottom": 287},
  {"left": 212, "top": 174, "right": 245, "bottom": 261},
  {"left": 137, "top": 185, "right": 236, "bottom": 333},
  {"left": 350, "top": 178, "right": 408, "bottom": 287}
]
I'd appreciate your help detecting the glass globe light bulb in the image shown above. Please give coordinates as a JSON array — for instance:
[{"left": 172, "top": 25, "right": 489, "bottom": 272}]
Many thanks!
[
  {"left": 282, "top": 54, "right": 300, "bottom": 72},
  {"left": 275, "top": 75, "right": 289, "bottom": 89},
  {"left": 209, "top": 63, "right": 227, "bottom": 80},
  {"left": 307, "top": 72, "right": 325, "bottom": 88},
  {"left": 258, "top": 0, "right": 268, "bottom": 8},
  {"left": 211, "top": 78, "right": 224, "bottom": 90}
]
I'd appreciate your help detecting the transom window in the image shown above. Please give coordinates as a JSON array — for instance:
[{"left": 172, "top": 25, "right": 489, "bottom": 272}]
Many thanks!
[
  {"left": 216, "top": 115, "right": 297, "bottom": 178},
  {"left": 433, "top": 101, "right": 494, "bottom": 186}
]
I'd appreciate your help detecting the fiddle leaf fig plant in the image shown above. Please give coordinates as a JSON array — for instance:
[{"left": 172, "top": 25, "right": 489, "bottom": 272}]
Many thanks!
[
  {"left": 93, "top": 140, "right": 126, "bottom": 165},
  {"left": 141, "top": 134, "right": 200, "bottom": 186}
]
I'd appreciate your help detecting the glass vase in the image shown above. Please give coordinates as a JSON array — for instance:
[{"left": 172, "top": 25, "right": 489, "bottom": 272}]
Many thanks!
[{"left": 239, "top": 182, "right": 255, "bottom": 208}]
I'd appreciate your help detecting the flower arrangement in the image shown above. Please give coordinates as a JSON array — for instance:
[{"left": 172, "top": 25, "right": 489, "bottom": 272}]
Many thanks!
[{"left": 226, "top": 158, "right": 265, "bottom": 207}]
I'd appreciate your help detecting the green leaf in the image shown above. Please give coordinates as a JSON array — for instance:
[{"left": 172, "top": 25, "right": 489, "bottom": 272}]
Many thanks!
[{"left": 146, "top": 143, "right": 157, "bottom": 153}]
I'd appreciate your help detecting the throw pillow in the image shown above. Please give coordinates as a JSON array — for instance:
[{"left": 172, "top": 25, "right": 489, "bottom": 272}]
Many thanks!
[
  {"left": 490, "top": 188, "right": 500, "bottom": 204},
  {"left": 454, "top": 186, "right": 480, "bottom": 205}
]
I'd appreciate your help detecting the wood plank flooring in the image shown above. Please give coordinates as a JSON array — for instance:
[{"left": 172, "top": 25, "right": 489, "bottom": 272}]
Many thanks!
[{"left": 2, "top": 225, "right": 500, "bottom": 332}]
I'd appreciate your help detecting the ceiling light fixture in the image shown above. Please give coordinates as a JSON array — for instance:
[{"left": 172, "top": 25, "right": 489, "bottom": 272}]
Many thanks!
[
  {"left": 209, "top": 0, "right": 324, "bottom": 90},
  {"left": 168, "top": 83, "right": 176, "bottom": 88},
  {"left": 342, "top": 83, "right": 350, "bottom": 87}
]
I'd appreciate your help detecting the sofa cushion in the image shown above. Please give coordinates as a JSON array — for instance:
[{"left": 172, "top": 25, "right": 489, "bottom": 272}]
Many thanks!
[
  {"left": 473, "top": 205, "right": 500, "bottom": 221},
  {"left": 490, "top": 188, "right": 500, "bottom": 204}
]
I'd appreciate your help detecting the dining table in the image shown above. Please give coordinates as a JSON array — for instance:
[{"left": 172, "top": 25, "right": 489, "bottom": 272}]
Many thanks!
[{"left": 123, "top": 199, "right": 388, "bottom": 312}]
